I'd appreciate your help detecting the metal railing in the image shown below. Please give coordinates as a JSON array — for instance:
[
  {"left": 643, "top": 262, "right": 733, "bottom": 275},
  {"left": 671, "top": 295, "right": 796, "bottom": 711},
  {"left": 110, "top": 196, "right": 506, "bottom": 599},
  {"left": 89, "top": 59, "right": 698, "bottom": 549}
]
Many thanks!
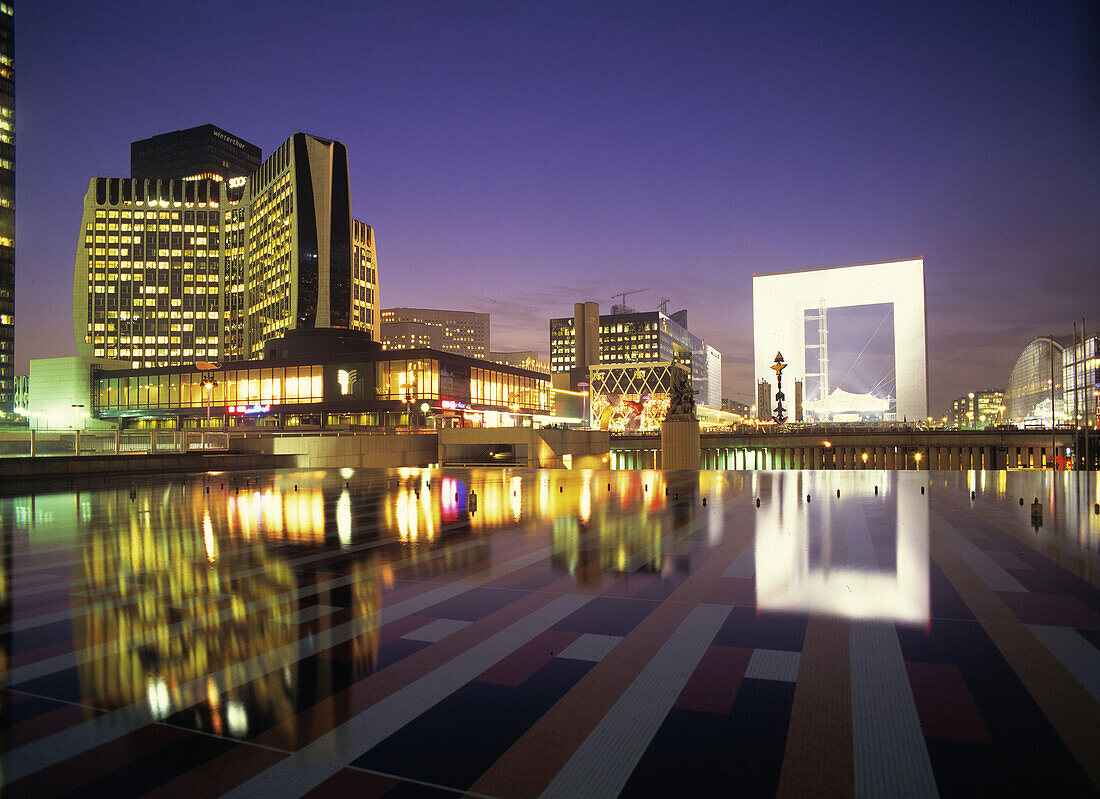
[{"left": 0, "top": 430, "right": 229, "bottom": 457}]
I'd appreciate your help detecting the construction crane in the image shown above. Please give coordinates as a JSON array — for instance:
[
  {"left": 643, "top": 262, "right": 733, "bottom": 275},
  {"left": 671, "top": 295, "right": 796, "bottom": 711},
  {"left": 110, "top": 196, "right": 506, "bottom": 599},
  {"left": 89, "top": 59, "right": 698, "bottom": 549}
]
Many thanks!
[
  {"left": 612, "top": 288, "right": 648, "bottom": 312},
  {"left": 657, "top": 297, "right": 671, "bottom": 314}
]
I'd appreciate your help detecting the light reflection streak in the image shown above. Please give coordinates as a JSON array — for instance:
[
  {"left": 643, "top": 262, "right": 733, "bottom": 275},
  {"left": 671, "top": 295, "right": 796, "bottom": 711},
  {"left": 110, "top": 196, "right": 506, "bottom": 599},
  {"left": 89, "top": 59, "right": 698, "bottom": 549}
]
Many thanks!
[{"left": 754, "top": 472, "right": 930, "bottom": 624}]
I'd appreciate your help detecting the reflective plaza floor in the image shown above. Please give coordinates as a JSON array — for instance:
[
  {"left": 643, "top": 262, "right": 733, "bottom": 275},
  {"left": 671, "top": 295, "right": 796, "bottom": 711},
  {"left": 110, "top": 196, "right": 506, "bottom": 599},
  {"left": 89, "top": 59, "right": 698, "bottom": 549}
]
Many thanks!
[{"left": 1, "top": 467, "right": 1098, "bottom": 797}]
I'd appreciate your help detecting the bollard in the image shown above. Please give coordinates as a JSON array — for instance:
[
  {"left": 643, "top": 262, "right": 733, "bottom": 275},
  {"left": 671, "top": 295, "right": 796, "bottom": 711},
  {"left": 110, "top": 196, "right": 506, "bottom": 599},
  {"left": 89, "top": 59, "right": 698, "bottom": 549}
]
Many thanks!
[
  {"left": 837, "top": 489, "right": 841, "bottom": 498},
  {"left": 874, "top": 486, "right": 878, "bottom": 495},
  {"left": 806, "top": 494, "right": 811, "bottom": 503},
  {"left": 921, "top": 486, "right": 925, "bottom": 495},
  {"left": 756, "top": 497, "right": 760, "bottom": 507}
]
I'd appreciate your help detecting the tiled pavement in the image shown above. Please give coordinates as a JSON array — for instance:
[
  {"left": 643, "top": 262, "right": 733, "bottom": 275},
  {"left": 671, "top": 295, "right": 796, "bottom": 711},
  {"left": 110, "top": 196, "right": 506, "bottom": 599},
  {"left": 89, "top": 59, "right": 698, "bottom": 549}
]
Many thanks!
[{"left": 0, "top": 467, "right": 1097, "bottom": 797}]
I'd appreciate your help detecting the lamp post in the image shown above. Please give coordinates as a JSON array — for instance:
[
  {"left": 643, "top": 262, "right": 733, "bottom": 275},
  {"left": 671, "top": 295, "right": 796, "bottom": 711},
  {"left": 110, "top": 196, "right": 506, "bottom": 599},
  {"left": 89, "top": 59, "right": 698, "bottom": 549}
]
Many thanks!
[
  {"left": 71, "top": 404, "right": 84, "bottom": 455},
  {"left": 400, "top": 383, "right": 413, "bottom": 431},
  {"left": 196, "top": 361, "right": 221, "bottom": 451}
]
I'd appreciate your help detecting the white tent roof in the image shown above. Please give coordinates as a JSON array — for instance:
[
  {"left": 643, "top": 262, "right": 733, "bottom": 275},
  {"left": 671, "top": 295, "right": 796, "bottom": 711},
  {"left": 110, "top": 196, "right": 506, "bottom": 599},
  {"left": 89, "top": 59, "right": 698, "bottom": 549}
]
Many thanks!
[{"left": 804, "top": 388, "right": 890, "bottom": 414}]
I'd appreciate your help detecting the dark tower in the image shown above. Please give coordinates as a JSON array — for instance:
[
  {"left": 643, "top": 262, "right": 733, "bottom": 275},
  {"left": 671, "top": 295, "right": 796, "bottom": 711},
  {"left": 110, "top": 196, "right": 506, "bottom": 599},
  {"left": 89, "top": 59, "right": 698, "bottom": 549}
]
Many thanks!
[{"left": 130, "top": 124, "right": 261, "bottom": 182}]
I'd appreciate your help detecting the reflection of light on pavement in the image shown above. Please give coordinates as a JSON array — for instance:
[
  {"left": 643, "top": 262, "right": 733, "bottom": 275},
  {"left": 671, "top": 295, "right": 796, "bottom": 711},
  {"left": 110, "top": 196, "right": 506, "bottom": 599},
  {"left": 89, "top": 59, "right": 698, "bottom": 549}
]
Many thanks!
[
  {"left": 580, "top": 477, "right": 591, "bottom": 524},
  {"left": 511, "top": 476, "right": 522, "bottom": 522},
  {"left": 337, "top": 489, "right": 351, "bottom": 547},
  {"left": 755, "top": 472, "right": 930, "bottom": 624},
  {"left": 203, "top": 510, "right": 216, "bottom": 562}
]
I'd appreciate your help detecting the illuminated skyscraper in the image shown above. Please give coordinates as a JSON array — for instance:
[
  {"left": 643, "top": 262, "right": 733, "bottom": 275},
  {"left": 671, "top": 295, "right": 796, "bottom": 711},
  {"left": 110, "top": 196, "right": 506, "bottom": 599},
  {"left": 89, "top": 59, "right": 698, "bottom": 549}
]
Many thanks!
[
  {"left": 0, "top": 1, "right": 12, "bottom": 413},
  {"left": 73, "top": 131, "right": 380, "bottom": 366}
]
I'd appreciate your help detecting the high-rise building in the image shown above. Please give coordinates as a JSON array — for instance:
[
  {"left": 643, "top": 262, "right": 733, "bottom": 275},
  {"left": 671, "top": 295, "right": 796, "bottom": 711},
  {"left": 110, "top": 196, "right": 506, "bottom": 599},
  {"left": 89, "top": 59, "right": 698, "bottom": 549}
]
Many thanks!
[
  {"left": 0, "top": 0, "right": 12, "bottom": 414},
  {"left": 74, "top": 131, "right": 380, "bottom": 367},
  {"left": 130, "top": 124, "right": 261, "bottom": 182},
  {"left": 380, "top": 308, "right": 489, "bottom": 358},
  {"left": 549, "top": 303, "right": 721, "bottom": 408}
]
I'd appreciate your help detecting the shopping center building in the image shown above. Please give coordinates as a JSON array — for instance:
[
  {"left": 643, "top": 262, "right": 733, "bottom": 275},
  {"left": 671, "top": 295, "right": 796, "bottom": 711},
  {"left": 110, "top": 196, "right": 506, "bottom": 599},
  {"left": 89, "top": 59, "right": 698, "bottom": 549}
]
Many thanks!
[{"left": 90, "top": 330, "right": 550, "bottom": 430}]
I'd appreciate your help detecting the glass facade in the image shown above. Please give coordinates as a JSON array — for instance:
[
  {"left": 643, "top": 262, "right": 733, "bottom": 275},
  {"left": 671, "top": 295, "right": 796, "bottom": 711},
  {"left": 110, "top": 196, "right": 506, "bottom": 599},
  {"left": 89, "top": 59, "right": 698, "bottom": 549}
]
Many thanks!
[
  {"left": 470, "top": 366, "right": 547, "bottom": 410},
  {"left": 97, "top": 364, "right": 324, "bottom": 413},
  {"left": 1004, "top": 337, "right": 1065, "bottom": 425},
  {"left": 1062, "top": 335, "right": 1099, "bottom": 427},
  {"left": 92, "top": 350, "right": 550, "bottom": 425}
]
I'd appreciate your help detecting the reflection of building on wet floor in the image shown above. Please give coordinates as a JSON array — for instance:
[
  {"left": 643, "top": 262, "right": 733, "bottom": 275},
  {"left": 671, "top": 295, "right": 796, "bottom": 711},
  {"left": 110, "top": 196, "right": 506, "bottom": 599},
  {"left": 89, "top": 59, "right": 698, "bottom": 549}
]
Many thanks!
[{"left": 1, "top": 468, "right": 1099, "bottom": 796}]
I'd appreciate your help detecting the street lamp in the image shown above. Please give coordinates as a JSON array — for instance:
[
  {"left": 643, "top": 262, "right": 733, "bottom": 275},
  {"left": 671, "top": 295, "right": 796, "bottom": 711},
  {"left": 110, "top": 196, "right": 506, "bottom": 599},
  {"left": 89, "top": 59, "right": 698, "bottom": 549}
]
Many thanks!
[
  {"left": 400, "top": 383, "right": 413, "bottom": 431},
  {"left": 196, "top": 361, "right": 221, "bottom": 450}
]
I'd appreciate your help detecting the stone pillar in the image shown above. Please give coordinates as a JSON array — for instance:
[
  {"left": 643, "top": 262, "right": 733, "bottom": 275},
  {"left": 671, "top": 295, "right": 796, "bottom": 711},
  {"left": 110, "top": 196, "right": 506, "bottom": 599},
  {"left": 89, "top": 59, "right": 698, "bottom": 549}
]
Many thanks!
[{"left": 661, "top": 415, "right": 700, "bottom": 470}]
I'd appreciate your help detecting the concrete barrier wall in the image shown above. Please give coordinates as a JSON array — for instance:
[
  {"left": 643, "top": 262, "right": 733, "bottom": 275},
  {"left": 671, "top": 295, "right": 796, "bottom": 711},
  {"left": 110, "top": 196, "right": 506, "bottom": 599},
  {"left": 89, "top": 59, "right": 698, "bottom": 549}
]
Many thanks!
[
  {"left": 232, "top": 432, "right": 438, "bottom": 469},
  {"left": 0, "top": 451, "right": 295, "bottom": 481}
]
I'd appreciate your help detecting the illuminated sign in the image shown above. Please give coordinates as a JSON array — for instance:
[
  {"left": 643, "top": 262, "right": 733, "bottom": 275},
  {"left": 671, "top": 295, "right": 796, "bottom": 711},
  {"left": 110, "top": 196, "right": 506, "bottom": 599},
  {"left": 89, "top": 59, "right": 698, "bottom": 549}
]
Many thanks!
[
  {"left": 227, "top": 176, "right": 247, "bottom": 188},
  {"left": 441, "top": 399, "right": 467, "bottom": 410},
  {"left": 227, "top": 404, "right": 272, "bottom": 415}
]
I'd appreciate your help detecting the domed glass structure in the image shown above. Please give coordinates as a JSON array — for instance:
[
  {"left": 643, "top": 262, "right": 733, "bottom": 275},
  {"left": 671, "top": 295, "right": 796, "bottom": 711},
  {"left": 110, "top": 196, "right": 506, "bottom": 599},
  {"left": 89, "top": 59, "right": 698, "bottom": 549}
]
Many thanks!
[{"left": 1003, "top": 336, "right": 1066, "bottom": 425}]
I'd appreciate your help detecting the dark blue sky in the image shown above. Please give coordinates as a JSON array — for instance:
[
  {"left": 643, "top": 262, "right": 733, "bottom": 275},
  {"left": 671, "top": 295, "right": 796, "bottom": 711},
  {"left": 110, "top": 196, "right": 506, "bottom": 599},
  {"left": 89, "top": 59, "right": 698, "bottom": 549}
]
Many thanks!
[{"left": 14, "top": 0, "right": 1100, "bottom": 413}]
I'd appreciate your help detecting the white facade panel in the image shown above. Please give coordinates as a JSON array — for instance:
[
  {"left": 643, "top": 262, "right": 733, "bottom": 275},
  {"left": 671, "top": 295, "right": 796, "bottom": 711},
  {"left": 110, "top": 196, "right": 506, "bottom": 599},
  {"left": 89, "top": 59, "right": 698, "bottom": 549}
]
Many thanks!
[{"left": 752, "top": 258, "right": 927, "bottom": 421}]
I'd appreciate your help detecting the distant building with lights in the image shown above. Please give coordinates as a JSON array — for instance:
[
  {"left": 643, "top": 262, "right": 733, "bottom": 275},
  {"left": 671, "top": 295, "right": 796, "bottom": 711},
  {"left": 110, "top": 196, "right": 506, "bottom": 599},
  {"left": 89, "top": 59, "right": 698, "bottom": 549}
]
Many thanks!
[
  {"left": 380, "top": 308, "right": 489, "bottom": 359},
  {"left": 948, "top": 389, "right": 1004, "bottom": 429},
  {"left": 130, "top": 124, "right": 261, "bottom": 182},
  {"left": 73, "top": 131, "right": 380, "bottom": 368},
  {"left": 0, "top": 0, "right": 13, "bottom": 414},
  {"left": 381, "top": 320, "right": 439, "bottom": 350},
  {"left": 721, "top": 398, "right": 750, "bottom": 416}
]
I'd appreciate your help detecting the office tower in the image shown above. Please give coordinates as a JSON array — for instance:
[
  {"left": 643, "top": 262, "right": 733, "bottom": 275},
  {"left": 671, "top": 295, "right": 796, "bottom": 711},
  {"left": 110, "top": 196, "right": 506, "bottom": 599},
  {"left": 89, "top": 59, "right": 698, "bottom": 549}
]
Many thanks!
[
  {"left": 73, "top": 177, "right": 232, "bottom": 366},
  {"left": 0, "top": 0, "right": 12, "bottom": 413},
  {"left": 74, "top": 131, "right": 380, "bottom": 366},
  {"left": 380, "top": 308, "right": 489, "bottom": 358},
  {"left": 131, "top": 124, "right": 261, "bottom": 182},
  {"left": 352, "top": 220, "right": 380, "bottom": 340},
  {"left": 549, "top": 303, "right": 721, "bottom": 407}
]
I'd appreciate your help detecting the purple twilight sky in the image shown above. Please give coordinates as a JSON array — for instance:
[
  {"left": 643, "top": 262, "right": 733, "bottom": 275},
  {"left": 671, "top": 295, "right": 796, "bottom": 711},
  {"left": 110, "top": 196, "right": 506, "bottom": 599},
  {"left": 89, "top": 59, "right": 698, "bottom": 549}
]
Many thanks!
[{"left": 13, "top": 0, "right": 1100, "bottom": 414}]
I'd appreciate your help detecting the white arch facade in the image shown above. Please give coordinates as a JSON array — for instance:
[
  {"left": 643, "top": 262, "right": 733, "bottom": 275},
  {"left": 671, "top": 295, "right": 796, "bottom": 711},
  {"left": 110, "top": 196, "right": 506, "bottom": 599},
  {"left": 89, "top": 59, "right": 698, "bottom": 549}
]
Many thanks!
[{"left": 752, "top": 258, "right": 928, "bottom": 422}]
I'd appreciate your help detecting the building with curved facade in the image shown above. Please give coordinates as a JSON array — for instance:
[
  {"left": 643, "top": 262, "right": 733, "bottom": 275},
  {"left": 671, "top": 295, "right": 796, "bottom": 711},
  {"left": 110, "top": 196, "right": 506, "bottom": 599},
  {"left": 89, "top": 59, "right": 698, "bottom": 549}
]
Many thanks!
[{"left": 1003, "top": 336, "right": 1067, "bottom": 426}]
